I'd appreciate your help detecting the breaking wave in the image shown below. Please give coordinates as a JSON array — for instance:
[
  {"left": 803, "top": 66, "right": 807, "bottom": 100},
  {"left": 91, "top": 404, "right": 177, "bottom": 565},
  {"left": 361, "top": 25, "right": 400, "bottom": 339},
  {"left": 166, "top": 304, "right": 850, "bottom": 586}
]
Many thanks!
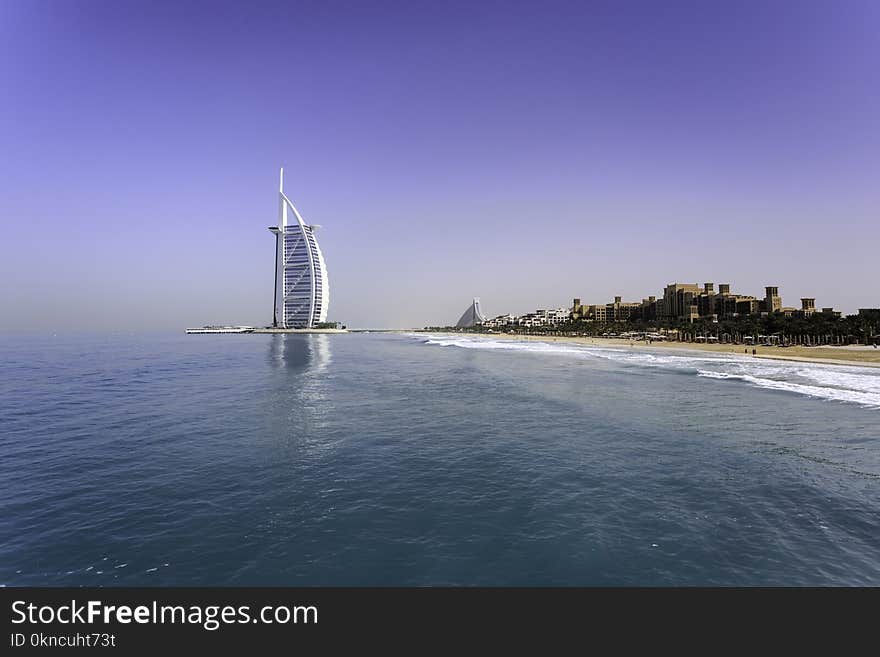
[{"left": 412, "top": 334, "right": 880, "bottom": 409}]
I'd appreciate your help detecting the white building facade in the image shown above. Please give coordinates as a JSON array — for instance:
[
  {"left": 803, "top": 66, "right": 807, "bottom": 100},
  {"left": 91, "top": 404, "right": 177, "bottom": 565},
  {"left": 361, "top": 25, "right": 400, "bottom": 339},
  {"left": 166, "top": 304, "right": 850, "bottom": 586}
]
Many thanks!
[
  {"left": 515, "top": 308, "right": 570, "bottom": 327},
  {"left": 268, "top": 169, "right": 329, "bottom": 328},
  {"left": 479, "top": 307, "right": 570, "bottom": 329}
]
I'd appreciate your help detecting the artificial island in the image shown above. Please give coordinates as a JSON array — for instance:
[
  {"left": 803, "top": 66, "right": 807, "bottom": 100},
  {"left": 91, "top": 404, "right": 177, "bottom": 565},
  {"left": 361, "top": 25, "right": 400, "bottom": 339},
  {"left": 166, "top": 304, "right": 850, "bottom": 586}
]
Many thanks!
[{"left": 187, "top": 170, "right": 346, "bottom": 335}]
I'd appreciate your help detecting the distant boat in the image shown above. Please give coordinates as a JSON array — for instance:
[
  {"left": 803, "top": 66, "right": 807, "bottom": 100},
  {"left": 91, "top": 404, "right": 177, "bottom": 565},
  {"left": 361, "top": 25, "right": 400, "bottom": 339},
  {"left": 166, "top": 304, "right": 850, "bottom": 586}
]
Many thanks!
[{"left": 185, "top": 326, "right": 255, "bottom": 334}]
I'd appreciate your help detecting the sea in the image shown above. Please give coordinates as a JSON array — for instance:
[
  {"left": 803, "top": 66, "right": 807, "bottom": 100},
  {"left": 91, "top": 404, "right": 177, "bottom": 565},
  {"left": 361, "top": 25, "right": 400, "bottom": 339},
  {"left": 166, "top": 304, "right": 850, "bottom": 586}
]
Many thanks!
[{"left": 1, "top": 331, "right": 878, "bottom": 586}]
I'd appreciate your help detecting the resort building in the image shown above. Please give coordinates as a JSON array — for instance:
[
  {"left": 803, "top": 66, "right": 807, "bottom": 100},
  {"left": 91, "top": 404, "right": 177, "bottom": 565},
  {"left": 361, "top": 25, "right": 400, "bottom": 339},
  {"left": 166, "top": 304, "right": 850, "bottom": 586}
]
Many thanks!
[
  {"left": 662, "top": 283, "right": 702, "bottom": 320},
  {"left": 456, "top": 298, "right": 488, "bottom": 328},
  {"left": 477, "top": 307, "right": 570, "bottom": 329},
  {"left": 571, "top": 299, "right": 607, "bottom": 322},
  {"left": 515, "top": 308, "right": 570, "bottom": 327},
  {"left": 799, "top": 298, "right": 816, "bottom": 317},
  {"left": 481, "top": 314, "right": 517, "bottom": 329},
  {"left": 608, "top": 296, "right": 641, "bottom": 321},
  {"left": 569, "top": 282, "right": 819, "bottom": 324},
  {"left": 762, "top": 286, "right": 782, "bottom": 314},
  {"left": 268, "top": 169, "right": 330, "bottom": 328},
  {"left": 637, "top": 296, "right": 660, "bottom": 321},
  {"left": 571, "top": 297, "right": 637, "bottom": 322}
]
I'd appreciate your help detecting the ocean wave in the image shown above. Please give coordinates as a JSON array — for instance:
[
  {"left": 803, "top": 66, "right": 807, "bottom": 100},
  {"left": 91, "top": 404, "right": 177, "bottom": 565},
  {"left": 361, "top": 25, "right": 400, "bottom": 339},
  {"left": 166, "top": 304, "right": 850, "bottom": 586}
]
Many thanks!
[
  {"left": 414, "top": 334, "right": 880, "bottom": 409},
  {"left": 697, "top": 370, "right": 880, "bottom": 407}
]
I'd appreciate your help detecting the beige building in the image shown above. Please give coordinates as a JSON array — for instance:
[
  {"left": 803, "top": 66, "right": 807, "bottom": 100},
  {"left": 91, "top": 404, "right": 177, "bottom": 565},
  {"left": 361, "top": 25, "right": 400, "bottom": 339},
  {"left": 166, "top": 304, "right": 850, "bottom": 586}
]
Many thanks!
[
  {"left": 662, "top": 283, "right": 702, "bottom": 320},
  {"left": 764, "top": 286, "right": 782, "bottom": 313},
  {"left": 572, "top": 295, "right": 641, "bottom": 322},
  {"left": 567, "top": 283, "right": 825, "bottom": 324},
  {"left": 607, "top": 295, "right": 641, "bottom": 321}
]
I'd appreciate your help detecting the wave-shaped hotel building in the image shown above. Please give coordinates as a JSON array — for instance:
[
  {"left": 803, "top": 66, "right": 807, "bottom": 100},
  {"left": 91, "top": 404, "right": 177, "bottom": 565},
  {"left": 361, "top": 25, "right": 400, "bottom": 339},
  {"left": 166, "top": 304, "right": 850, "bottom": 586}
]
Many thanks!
[{"left": 268, "top": 169, "right": 330, "bottom": 328}]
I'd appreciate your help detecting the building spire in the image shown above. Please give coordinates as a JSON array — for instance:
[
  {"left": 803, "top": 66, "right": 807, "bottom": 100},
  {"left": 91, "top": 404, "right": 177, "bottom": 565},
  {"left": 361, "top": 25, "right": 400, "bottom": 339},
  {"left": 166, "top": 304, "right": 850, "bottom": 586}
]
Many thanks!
[{"left": 279, "top": 166, "right": 284, "bottom": 194}]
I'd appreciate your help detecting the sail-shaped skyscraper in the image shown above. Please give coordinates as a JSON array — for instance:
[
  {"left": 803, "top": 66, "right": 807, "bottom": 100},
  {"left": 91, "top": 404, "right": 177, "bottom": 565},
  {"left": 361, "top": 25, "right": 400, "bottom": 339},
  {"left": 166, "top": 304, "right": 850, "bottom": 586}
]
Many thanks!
[{"left": 268, "top": 169, "right": 330, "bottom": 328}]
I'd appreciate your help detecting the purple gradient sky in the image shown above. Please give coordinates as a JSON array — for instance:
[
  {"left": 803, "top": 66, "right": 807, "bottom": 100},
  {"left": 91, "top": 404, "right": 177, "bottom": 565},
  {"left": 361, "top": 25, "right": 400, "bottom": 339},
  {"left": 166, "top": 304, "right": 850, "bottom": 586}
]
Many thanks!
[{"left": 1, "top": 0, "right": 878, "bottom": 330}]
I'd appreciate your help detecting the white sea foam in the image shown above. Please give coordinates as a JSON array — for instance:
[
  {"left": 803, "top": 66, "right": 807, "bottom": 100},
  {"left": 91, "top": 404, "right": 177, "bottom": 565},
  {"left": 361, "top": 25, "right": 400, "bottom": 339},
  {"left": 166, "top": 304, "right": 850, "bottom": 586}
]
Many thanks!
[
  {"left": 696, "top": 370, "right": 880, "bottom": 407},
  {"left": 414, "top": 334, "right": 880, "bottom": 408}
]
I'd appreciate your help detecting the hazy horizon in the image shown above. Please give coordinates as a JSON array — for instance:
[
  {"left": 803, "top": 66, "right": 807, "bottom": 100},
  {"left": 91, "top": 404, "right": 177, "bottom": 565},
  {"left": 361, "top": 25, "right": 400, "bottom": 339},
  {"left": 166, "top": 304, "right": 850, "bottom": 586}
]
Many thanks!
[{"left": 2, "top": 0, "right": 878, "bottom": 331}]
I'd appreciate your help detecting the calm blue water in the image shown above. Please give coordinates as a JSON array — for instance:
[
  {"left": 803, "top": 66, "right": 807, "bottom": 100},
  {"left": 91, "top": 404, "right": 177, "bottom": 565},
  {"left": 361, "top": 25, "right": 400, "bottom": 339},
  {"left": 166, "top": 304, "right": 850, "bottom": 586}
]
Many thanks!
[{"left": 1, "top": 332, "right": 878, "bottom": 586}]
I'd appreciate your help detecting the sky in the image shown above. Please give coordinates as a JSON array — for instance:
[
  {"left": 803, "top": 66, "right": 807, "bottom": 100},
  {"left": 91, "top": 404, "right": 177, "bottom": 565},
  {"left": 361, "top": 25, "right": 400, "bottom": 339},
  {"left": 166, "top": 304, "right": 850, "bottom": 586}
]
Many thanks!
[{"left": 1, "top": 0, "right": 878, "bottom": 330}]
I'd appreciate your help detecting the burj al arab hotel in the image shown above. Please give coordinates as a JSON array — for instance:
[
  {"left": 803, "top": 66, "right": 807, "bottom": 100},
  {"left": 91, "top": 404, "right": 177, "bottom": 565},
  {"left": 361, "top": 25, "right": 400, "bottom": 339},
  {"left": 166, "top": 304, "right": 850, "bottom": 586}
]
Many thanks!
[{"left": 268, "top": 169, "right": 329, "bottom": 328}]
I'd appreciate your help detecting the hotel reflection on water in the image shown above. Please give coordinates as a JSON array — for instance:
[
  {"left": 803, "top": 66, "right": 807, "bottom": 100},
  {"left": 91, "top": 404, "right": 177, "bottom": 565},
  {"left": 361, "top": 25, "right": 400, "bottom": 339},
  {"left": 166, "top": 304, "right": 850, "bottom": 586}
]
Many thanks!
[
  {"left": 267, "top": 334, "right": 332, "bottom": 375},
  {"left": 265, "top": 334, "right": 334, "bottom": 440}
]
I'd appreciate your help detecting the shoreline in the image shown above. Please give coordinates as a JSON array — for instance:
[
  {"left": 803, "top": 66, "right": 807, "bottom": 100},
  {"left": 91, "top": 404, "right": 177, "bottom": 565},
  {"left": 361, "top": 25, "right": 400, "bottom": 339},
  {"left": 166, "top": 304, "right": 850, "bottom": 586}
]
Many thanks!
[{"left": 423, "top": 331, "right": 880, "bottom": 368}]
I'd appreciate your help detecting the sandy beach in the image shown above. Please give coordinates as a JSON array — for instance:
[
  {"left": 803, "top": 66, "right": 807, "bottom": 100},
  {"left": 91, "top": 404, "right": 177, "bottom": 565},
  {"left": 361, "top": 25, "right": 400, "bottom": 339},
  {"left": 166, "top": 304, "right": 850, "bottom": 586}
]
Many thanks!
[{"left": 427, "top": 331, "right": 880, "bottom": 368}]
